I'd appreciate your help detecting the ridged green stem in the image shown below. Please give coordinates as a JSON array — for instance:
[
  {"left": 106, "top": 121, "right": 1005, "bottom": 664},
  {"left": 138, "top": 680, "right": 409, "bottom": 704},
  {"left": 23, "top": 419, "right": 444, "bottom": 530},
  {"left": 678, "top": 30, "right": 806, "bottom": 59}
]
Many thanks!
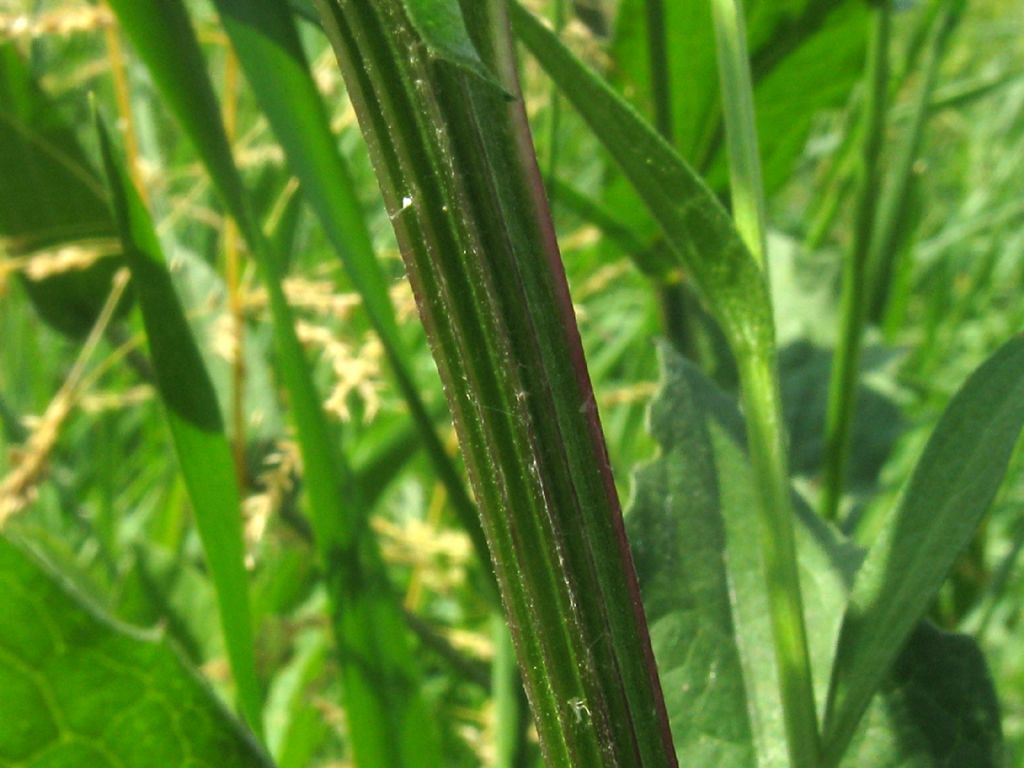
[
  {"left": 314, "top": 0, "right": 676, "bottom": 765},
  {"left": 738, "top": 350, "right": 821, "bottom": 768}
]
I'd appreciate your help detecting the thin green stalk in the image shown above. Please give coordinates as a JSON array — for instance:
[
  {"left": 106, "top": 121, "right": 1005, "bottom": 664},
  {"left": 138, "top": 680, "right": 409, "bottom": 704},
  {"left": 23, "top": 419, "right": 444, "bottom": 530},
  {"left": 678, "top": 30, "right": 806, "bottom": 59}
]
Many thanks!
[
  {"left": 868, "top": 0, "right": 962, "bottom": 326},
  {"left": 645, "top": 0, "right": 699, "bottom": 360},
  {"left": 543, "top": 0, "right": 565, "bottom": 205},
  {"left": 710, "top": 3, "right": 817, "bottom": 763},
  {"left": 710, "top": 0, "right": 767, "bottom": 270},
  {"left": 644, "top": 0, "right": 673, "bottom": 142},
  {"left": 737, "top": 351, "right": 821, "bottom": 768},
  {"left": 492, "top": 614, "right": 531, "bottom": 768},
  {"left": 821, "top": 2, "right": 891, "bottom": 522}
]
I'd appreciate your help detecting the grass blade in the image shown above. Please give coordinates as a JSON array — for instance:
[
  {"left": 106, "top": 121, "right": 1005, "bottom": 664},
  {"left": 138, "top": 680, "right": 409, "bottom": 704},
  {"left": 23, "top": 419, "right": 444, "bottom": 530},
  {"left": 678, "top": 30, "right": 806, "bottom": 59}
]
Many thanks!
[
  {"left": 710, "top": 0, "right": 768, "bottom": 269},
  {"left": 823, "top": 334, "right": 1024, "bottom": 765},
  {"left": 510, "top": 1, "right": 770, "bottom": 360},
  {"left": 820, "top": 3, "right": 891, "bottom": 522},
  {"left": 867, "top": 0, "right": 963, "bottom": 326},
  {"left": 95, "top": 114, "right": 262, "bottom": 736},
  {"left": 104, "top": 2, "right": 441, "bottom": 764}
]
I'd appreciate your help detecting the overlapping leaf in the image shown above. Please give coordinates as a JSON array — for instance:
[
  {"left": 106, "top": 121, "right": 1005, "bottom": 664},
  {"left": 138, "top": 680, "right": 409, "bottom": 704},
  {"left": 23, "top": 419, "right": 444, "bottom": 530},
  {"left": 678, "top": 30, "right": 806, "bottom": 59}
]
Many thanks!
[
  {"left": 629, "top": 344, "right": 1003, "bottom": 767},
  {"left": 97, "top": 115, "right": 262, "bottom": 735},
  {"left": 0, "top": 535, "right": 272, "bottom": 768}
]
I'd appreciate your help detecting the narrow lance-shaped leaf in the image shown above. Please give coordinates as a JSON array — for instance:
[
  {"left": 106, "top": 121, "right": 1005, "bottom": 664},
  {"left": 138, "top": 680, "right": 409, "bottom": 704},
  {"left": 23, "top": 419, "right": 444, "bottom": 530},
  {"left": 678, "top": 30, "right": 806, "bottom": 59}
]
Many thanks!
[
  {"left": 96, "top": 112, "right": 263, "bottom": 737},
  {"left": 314, "top": 0, "right": 676, "bottom": 764},
  {"left": 823, "top": 334, "right": 1024, "bottom": 765},
  {"left": 509, "top": 1, "right": 771, "bottom": 360},
  {"left": 104, "top": 1, "right": 441, "bottom": 764}
]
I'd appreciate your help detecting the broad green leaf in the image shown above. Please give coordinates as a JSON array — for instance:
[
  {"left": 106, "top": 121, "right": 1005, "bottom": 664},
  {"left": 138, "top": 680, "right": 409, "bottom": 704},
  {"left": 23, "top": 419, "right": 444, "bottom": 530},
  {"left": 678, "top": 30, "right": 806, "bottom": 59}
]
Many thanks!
[
  {"left": 0, "top": 535, "right": 272, "bottom": 768},
  {"left": 840, "top": 624, "right": 1002, "bottom": 768},
  {"left": 779, "top": 341, "right": 903, "bottom": 494},
  {"left": 629, "top": 344, "right": 855, "bottom": 767},
  {"left": 824, "top": 335, "right": 1024, "bottom": 765},
  {"left": 104, "top": 1, "right": 441, "bottom": 764},
  {"left": 0, "top": 44, "right": 128, "bottom": 338},
  {"left": 96, "top": 116, "right": 262, "bottom": 736},
  {"left": 510, "top": 1, "right": 772, "bottom": 361},
  {"left": 632, "top": 344, "right": 1002, "bottom": 768}
]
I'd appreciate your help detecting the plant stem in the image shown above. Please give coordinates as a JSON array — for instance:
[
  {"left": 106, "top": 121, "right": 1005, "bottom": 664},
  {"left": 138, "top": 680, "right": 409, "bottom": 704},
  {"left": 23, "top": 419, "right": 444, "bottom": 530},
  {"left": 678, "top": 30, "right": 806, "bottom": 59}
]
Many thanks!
[
  {"left": 314, "top": 1, "right": 677, "bottom": 764},
  {"left": 645, "top": 0, "right": 673, "bottom": 142},
  {"left": 821, "top": 2, "right": 890, "bottom": 522},
  {"left": 868, "top": 0, "right": 961, "bottom": 326},
  {"left": 543, "top": 0, "right": 565, "bottom": 207},
  {"left": 737, "top": 350, "right": 821, "bottom": 768},
  {"left": 709, "top": 4, "right": 818, "bottom": 762},
  {"left": 645, "top": 0, "right": 700, "bottom": 361}
]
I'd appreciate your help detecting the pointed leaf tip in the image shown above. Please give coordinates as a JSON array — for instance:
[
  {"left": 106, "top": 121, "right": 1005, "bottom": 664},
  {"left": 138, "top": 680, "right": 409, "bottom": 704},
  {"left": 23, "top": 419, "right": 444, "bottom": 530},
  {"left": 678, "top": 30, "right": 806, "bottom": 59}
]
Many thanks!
[{"left": 401, "top": 0, "right": 506, "bottom": 90}]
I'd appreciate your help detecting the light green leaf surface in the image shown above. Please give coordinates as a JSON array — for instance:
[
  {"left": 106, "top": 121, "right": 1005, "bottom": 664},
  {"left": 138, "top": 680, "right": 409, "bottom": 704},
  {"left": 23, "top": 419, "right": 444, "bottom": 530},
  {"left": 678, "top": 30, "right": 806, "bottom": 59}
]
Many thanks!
[
  {"left": 96, "top": 116, "right": 262, "bottom": 736},
  {"left": 0, "top": 535, "right": 272, "bottom": 768},
  {"left": 631, "top": 345, "right": 1003, "bottom": 768},
  {"left": 839, "top": 624, "right": 1002, "bottom": 768},
  {"left": 824, "top": 334, "right": 1024, "bottom": 764}
]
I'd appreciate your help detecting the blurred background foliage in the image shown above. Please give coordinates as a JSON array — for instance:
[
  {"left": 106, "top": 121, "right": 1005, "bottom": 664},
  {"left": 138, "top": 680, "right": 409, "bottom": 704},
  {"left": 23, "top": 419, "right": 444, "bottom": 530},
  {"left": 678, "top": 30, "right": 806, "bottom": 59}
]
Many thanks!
[{"left": 0, "top": 0, "right": 1021, "bottom": 764}]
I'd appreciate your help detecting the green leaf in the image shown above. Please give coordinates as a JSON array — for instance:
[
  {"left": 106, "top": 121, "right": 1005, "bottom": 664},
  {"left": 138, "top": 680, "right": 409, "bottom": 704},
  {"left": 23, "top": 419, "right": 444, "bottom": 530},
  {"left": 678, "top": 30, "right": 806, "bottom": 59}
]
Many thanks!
[
  {"left": 839, "top": 624, "right": 1002, "bottom": 768},
  {"left": 633, "top": 344, "right": 1002, "bottom": 768},
  {"left": 609, "top": 0, "right": 867, "bottom": 192},
  {"left": 400, "top": 0, "right": 501, "bottom": 85},
  {"left": 824, "top": 334, "right": 1024, "bottom": 765},
  {"left": 629, "top": 344, "right": 855, "bottom": 767},
  {"left": 779, "top": 341, "right": 904, "bottom": 494},
  {"left": 0, "top": 535, "right": 272, "bottom": 768},
  {"left": 96, "top": 115, "right": 263, "bottom": 737},
  {"left": 0, "top": 43, "right": 129, "bottom": 338},
  {"left": 510, "top": 1, "right": 772, "bottom": 361}
]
